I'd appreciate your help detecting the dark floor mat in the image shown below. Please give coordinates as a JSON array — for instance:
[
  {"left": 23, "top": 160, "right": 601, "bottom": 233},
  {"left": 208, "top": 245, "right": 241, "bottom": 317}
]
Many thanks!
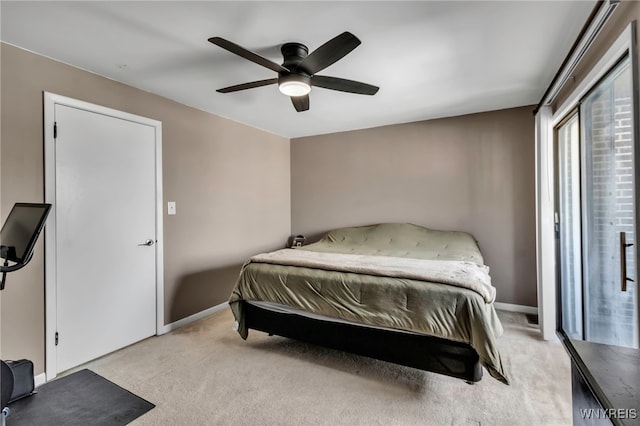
[{"left": 7, "top": 369, "right": 154, "bottom": 425}]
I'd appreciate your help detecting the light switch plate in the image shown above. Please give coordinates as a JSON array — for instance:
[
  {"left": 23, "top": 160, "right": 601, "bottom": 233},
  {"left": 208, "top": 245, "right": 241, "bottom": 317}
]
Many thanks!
[{"left": 168, "top": 201, "right": 176, "bottom": 215}]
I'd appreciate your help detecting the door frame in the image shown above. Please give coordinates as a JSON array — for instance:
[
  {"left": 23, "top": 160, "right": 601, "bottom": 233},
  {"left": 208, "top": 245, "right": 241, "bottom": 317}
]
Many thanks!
[
  {"left": 43, "top": 92, "right": 165, "bottom": 381},
  {"left": 553, "top": 108, "right": 583, "bottom": 341},
  {"left": 537, "top": 22, "right": 637, "bottom": 340},
  {"left": 551, "top": 24, "right": 639, "bottom": 346}
]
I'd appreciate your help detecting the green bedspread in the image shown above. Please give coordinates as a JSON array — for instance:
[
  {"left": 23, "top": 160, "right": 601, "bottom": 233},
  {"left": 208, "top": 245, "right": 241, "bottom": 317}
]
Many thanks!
[{"left": 229, "top": 223, "right": 509, "bottom": 384}]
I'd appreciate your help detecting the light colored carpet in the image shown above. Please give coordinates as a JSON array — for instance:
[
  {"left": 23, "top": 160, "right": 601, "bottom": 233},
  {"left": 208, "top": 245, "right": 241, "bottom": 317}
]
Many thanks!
[{"left": 75, "top": 309, "right": 571, "bottom": 426}]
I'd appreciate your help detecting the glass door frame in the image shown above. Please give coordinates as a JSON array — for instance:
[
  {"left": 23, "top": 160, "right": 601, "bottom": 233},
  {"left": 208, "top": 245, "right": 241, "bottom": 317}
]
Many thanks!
[
  {"left": 632, "top": 24, "right": 640, "bottom": 348},
  {"left": 554, "top": 108, "right": 582, "bottom": 341},
  {"left": 581, "top": 57, "right": 637, "bottom": 345},
  {"left": 555, "top": 48, "right": 640, "bottom": 348}
]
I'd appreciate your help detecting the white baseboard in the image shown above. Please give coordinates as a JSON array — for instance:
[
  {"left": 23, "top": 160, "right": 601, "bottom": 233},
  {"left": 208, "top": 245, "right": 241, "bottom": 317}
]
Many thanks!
[
  {"left": 34, "top": 372, "right": 47, "bottom": 387},
  {"left": 494, "top": 302, "right": 538, "bottom": 315},
  {"left": 161, "top": 302, "right": 229, "bottom": 334}
]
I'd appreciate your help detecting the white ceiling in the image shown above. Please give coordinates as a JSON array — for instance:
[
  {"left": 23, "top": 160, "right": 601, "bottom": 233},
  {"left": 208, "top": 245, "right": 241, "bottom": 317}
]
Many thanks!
[{"left": 1, "top": 1, "right": 596, "bottom": 138}]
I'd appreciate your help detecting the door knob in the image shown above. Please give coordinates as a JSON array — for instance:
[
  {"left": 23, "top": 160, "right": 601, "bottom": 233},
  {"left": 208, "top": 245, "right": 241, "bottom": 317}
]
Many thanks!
[{"left": 138, "top": 239, "right": 155, "bottom": 247}]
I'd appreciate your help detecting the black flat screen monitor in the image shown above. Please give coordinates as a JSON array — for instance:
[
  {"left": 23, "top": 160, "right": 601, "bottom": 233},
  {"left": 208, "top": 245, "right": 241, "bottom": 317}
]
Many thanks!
[{"left": 1, "top": 203, "right": 51, "bottom": 264}]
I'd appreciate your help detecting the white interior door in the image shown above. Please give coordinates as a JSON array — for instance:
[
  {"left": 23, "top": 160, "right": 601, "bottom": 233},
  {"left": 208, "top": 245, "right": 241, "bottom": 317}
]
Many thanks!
[{"left": 54, "top": 103, "right": 158, "bottom": 373}]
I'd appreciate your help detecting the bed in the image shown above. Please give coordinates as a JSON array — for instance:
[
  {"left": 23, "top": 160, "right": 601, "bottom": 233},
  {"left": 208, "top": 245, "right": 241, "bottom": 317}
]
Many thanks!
[{"left": 229, "top": 223, "right": 509, "bottom": 384}]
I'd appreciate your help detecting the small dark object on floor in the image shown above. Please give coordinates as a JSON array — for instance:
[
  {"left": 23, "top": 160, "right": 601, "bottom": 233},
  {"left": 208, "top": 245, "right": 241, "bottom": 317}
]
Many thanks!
[
  {"left": 8, "top": 369, "right": 154, "bottom": 426},
  {"left": 4, "top": 359, "right": 35, "bottom": 403},
  {"left": 526, "top": 314, "right": 539, "bottom": 325}
]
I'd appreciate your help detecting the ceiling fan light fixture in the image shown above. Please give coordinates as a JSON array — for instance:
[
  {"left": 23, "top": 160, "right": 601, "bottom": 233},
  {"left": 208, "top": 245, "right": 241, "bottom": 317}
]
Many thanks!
[
  {"left": 279, "top": 80, "right": 311, "bottom": 96},
  {"left": 278, "top": 73, "right": 311, "bottom": 97}
]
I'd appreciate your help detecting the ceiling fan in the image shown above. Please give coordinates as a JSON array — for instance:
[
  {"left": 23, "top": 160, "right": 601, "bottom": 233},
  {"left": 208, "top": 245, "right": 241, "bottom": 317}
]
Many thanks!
[{"left": 208, "top": 32, "right": 379, "bottom": 112}]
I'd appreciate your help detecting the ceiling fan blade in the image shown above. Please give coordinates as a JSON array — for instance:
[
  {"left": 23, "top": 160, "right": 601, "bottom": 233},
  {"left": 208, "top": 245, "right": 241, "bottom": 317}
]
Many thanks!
[
  {"left": 291, "top": 95, "right": 310, "bottom": 112},
  {"left": 312, "top": 75, "right": 379, "bottom": 95},
  {"left": 297, "top": 32, "right": 361, "bottom": 75},
  {"left": 216, "top": 78, "right": 278, "bottom": 93},
  {"left": 209, "top": 37, "right": 289, "bottom": 73}
]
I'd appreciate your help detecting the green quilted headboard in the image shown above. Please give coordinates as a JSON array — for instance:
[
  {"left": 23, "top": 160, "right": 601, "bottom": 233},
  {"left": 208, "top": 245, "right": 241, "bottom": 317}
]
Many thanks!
[{"left": 302, "top": 223, "right": 484, "bottom": 264}]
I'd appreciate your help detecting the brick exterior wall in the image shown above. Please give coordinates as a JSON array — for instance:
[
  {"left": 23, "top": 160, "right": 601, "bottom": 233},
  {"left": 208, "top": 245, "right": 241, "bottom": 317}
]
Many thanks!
[{"left": 585, "top": 69, "right": 636, "bottom": 347}]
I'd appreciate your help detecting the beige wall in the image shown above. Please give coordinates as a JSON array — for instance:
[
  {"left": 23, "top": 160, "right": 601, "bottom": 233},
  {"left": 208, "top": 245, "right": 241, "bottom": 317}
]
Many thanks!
[
  {"left": 0, "top": 43, "right": 291, "bottom": 374},
  {"left": 291, "top": 106, "right": 536, "bottom": 307}
]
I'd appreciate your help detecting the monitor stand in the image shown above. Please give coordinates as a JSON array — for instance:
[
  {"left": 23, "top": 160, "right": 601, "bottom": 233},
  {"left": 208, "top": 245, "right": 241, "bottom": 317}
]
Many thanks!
[{"left": 0, "top": 246, "right": 33, "bottom": 291}]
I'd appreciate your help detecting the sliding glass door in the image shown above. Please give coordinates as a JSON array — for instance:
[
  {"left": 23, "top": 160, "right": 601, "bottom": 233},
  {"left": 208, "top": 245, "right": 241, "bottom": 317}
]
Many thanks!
[
  {"left": 582, "top": 60, "right": 637, "bottom": 347},
  {"left": 557, "top": 56, "right": 639, "bottom": 348},
  {"left": 558, "top": 113, "right": 582, "bottom": 340}
]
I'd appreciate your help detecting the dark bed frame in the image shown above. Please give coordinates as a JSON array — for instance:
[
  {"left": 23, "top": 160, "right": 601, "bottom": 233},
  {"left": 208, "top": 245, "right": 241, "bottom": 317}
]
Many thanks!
[{"left": 244, "top": 301, "right": 483, "bottom": 383}]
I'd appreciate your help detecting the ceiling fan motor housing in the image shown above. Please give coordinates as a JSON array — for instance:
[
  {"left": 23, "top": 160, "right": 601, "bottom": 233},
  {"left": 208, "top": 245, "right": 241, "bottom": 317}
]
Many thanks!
[
  {"left": 281, "top": 42, "right": 309, "bottom": 70},
  {"left": 278, "top": 42, "right": 311, "bottom": 94}
]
